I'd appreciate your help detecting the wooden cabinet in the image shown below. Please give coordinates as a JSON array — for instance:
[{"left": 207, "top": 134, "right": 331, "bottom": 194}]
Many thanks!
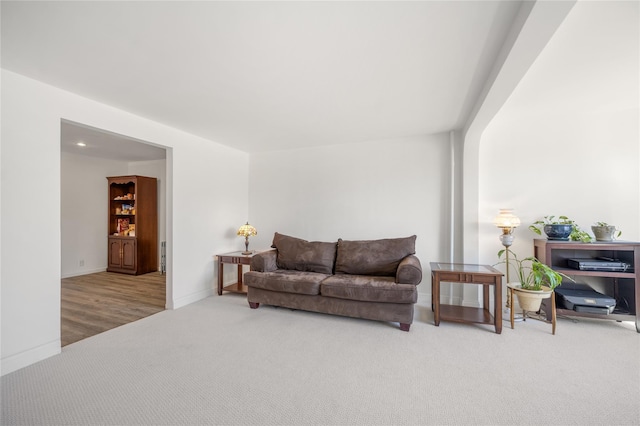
[
  {"left": 107, "top": 175, "right": 157, "bottom": 275},
  {"left": 534, "top": 239, "right": 640, "bottom": 332},
  {"left": 108, "top": 237, "right": 137, "bottom": 271}
]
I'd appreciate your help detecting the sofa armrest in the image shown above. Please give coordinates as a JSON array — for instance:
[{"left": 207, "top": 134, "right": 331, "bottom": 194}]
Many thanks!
[
  {"left": 250, "top": 249, "right": 278, "bottom": 272},
  {"left": 396, "top": 255, "right": 422, "bottom": 285}
]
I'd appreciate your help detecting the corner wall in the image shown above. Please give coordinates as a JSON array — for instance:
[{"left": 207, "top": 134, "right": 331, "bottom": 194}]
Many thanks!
[
  {"left": 1, "top": 70, "right": 249, "bottom": 375},
  {"left": 477, "top": 1, "right": 639, "bottom": 270},
  {"left": 462, "top": 0, "right": 576, "bottom": 266},
  {"left": 479, "top": 107, "right": 639, "bottom": 267},
  {"left": 61, "top": 152, "right": 129, "bottom": 277}
]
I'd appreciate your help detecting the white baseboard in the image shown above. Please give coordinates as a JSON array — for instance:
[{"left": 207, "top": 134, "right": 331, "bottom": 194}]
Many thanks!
[
  {"left": 172, "top": 287, "right": 213, "bottom": 310},
  {"left": 61, "top": 267, "right": 107, "bottom": 279},
  {"left": 461, "top": 299, "right": 482, "bottom": 308},
  {"left": 1, "top": 339, "right": 61, "bottom": 376}
]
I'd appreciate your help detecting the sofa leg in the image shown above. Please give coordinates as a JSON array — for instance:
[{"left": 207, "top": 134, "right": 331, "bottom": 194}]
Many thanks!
[
  {"left": 249, "top": 302, "right": 260, "bottom": 309},
  {"left": 399, "top": 323, "right": 410, "bottom": 332}
]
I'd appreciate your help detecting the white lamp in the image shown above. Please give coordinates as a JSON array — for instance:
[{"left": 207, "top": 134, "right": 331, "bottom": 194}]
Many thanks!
[{"left": 494, "top": 209, "right": 522, "bottom": 321}]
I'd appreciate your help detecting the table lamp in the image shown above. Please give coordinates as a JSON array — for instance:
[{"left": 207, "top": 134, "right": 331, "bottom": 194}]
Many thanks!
[{"left": 237, "top": 222, "right": 257, "bottom": 255}]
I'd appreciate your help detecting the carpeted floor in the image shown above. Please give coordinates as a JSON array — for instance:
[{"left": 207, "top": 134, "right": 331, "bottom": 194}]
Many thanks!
[{"left": 2, "top": 294, "right": 639, "bottom": 425}]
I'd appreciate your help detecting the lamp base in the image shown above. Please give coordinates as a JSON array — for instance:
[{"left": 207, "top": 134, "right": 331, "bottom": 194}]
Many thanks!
[{"left": 242, "top": 251, "right": 253, "bottom": 255}]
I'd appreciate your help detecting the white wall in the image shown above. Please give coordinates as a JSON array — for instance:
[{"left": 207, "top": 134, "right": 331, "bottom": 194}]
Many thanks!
[
  {"left": 1, "top": 70, "right": 248, "bottom": 375},
  {"left": 461, "top": 0, "right": 576, "bottom": 266},
  {"left": 477, "top": 0, "right": 639, "bottom": 271},
  {"left": 457, "top": 0, "right": 638, "bottom": 313},
  {"left": 479, "top": 107, "right": 639, "bottom": 268},
  {"left": 61, "top": 154, "right": 167, "bottom": 278},
  {"left": 249, "top": 134, "right": 451, "bottom": 297},
  {"left": 61, "top": 152, "right": 128, "bottom": 277}
]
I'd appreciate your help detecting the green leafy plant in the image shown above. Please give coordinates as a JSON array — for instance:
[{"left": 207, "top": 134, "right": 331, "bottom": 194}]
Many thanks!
[
  {"left": 529, "top": 215, "right": 592, "bottom": 242},
  {"left": 496, "top": 250, "right": 573, "bottom": 291}
]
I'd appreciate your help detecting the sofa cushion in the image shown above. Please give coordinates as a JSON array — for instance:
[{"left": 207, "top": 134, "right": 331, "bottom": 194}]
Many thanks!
[
  {"left": 321, "top": 275, "right": 417, "bottom": 304},
  {"left": 335, "top": 235, "right": 416, "bottom": 276},
  {"left": 244, "top": 270, "right": 327, "bottom": 295},
  {"left": 271, "top": 232, "right": 337, "bottom": 275}
]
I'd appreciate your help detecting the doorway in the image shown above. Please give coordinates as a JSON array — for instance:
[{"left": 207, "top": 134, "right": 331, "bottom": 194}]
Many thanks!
[{"left": 60, "top": 120, "right": 170, "bottom": 345}]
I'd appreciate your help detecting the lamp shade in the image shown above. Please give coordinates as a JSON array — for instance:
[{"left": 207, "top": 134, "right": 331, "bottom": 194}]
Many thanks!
[
  {"left": 494, "top": 209, "right": 521, "bottom": 229},
  {"left": 237, "top": 222, "right": 257, "bottom": 237}
]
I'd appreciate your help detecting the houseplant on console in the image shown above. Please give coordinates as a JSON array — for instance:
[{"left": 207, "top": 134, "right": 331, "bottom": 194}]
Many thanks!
[
  {"left": 591, "top": 222, "right": 621, "bottom": 242},
  {"left": 496, "top": 250, "right": 572, "bottom": 313},
  {"left": 529, "top": 215, "right": 592, "bottom": 242}
]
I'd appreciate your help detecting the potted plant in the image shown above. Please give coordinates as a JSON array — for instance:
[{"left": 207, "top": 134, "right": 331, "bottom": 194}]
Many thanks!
[
  {"left": 497, "top": 250, "right": 573, "bottom": 312},
  {"left": 591, "top": 222, "right": 621, "bottom": 242},
  {"left": 529, "top": 215, "right": 592, "bottom": 242}
]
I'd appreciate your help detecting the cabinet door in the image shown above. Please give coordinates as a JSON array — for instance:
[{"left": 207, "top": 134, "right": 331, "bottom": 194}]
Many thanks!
[
  {"left": 121, "top": 240, "right": 137, "bottom": 271},
  {"left": 108, "top": 239, "right": 123, "bottom": 268}
]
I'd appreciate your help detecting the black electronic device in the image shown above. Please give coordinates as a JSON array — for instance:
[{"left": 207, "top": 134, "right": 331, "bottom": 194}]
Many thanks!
[
  {"left": 567, "top": 258, "right": 630, "bottom": 272},
  {"left": 555, "top": 286, "right": 616, "bottom": 315}
]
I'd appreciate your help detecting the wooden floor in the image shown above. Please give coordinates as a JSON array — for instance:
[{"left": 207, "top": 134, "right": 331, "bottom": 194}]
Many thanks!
[{"left": 61, "top": 271, "right": 166, "bottom": 346}]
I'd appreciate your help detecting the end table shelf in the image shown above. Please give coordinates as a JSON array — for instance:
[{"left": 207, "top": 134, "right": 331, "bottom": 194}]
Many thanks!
[{"left": 439, "top": 304, "right": 494, "bottom": 324}]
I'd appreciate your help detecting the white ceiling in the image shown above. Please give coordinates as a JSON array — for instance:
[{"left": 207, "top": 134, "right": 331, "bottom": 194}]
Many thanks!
[
  {"left": 500, "top": 1, "right": 639, "bottom": 118},
  {"left": 2, "top": 1, "right": 525, "bottom": 155},
  {"left": 60, "top": 120, "right": 167, "bottom": 161}
]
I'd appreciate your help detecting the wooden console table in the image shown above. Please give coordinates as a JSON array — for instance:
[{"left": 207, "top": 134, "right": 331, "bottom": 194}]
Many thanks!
[
  {"left": 430, "top": 262, "right": 503, "bottom": 334},
  {"left": 534, "top": 239, "right": 640, "bottom": 333},
  {"left": 216, "top": 251, "right": 255, "bottom": 295}
]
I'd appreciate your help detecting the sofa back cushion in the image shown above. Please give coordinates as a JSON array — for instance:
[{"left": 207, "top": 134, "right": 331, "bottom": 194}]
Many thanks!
[
  {"left": 271, "top": 232, "right": 337, "bottom": 275},
  {"left": 335, "top": 235, "right": 416, "bottom": 276}
]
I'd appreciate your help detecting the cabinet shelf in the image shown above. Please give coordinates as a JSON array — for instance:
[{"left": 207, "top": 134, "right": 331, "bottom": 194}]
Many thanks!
[
  {"left": 555, "top": 308, "right": 634, "bottom": 322},
  {"left": 534, "top": 239, "right": 640, "bottom": 332},
  {"left": 552, "top": 267, "right": 635, "bottom": 279}
]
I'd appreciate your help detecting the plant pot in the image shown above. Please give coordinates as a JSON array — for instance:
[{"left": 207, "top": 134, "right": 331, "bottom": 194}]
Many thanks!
[
  {"left": 591, "top": 225, "right": 617, "bottom": 242},
  {"left": 511, "top": 284, "right": 553, "bottom": 312},
  {"left": 543, "top": 224, "right": 572, "bottom": 241}
]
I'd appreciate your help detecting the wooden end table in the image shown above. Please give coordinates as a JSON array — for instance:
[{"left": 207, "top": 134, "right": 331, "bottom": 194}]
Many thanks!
[
  {"left": 216, "top": 251, "right": 255, "bottom": 295},
  {"left": 430, "top": 262, "right": 503, "bottom": 334}
]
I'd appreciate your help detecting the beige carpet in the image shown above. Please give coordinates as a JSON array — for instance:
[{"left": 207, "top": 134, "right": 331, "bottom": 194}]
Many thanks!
[{"left": 2, "top": 294, "right": 639, "bottom": 425}]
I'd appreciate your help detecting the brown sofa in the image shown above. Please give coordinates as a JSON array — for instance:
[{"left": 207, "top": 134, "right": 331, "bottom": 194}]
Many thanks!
[{"left": 244, "top": 233, "right": 422, "bottom": 331}]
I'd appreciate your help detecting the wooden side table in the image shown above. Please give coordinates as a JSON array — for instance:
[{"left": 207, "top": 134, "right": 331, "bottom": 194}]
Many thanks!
[
  {"left": 430, "top": 262, "right": 503, "bottom": 334},
  {"left": 216, "top": 251, "right": 255, "bottom": 295}
]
